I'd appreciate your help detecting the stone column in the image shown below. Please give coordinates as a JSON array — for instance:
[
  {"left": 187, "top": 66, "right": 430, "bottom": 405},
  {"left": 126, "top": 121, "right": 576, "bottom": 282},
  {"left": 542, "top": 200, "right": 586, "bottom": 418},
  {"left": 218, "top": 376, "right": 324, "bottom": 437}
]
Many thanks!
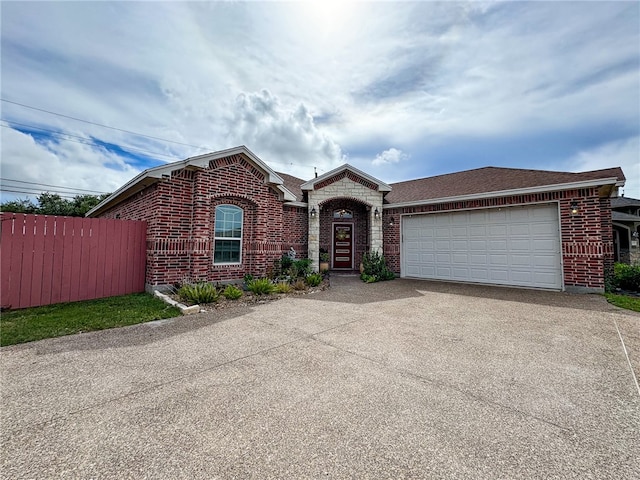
[
  {"left": 370, "top": 200, "right": 384, "bottom": 255},
  {"left": 308, "top": 200, "right": 320, "bottom": 272}
]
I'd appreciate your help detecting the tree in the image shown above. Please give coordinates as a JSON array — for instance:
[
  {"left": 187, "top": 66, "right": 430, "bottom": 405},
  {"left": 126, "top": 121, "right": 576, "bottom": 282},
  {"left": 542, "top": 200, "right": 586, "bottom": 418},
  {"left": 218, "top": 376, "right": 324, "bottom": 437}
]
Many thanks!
[
  {"left": 0, "top": 198, "right": 37, "bottom": 214},
  {"left": 0, "top": 192, "right": 111, "bottom": 217}
]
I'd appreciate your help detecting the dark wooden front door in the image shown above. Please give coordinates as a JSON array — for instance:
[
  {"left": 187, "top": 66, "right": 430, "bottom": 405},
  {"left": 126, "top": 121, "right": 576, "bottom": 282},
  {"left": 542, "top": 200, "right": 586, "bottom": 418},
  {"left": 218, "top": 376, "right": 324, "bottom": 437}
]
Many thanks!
[{"left": 333, "top": 223, "right": 353, "bottom": 269}]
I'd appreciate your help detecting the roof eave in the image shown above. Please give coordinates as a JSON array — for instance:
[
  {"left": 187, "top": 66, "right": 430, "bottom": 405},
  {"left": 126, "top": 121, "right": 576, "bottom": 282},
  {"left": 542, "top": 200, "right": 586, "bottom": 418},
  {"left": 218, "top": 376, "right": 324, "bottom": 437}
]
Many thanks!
[
  {"left": 383, "top": 177, "right": 623, "bottom": 210},
  {"left": 87, "top": 146, "right": 289, "bottom": 217}
]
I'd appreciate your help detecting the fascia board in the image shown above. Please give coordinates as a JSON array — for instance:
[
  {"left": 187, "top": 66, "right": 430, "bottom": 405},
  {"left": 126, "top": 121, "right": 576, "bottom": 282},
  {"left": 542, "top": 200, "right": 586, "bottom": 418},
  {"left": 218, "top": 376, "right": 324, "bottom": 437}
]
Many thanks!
[
  {"left": 87, "top": 146, "right": 288, "bottom": 216},
  {"left": 382, "top": 177, "right": 622, "bottom": 210},
  {"left": 301, "top": 163, "right": 392, "bottom": 191}
]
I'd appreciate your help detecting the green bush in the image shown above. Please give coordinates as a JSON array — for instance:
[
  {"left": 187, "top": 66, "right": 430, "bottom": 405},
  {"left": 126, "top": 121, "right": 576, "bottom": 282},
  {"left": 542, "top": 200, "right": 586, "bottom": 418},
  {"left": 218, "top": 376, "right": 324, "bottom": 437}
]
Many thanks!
[
  {"left": 289, "top": 258, "right": 312, "bottom": 279},
  {"left": 178, "top": 282, "right": 219, "bottom": 304},
  {"left": 360, "top": 251, "right": 395, "bottom": 283},
  {"left": 305, "top": 273, "right": 323, "bottom": 287},
  {"left": 612, "top": 263, "right": 640, "bottom": 292},
  {"left": 247, "top": 278, "right": 275, "bottom": 295},
  {"left": 222, "top": 284, "right": 243, "bottom": 300}
]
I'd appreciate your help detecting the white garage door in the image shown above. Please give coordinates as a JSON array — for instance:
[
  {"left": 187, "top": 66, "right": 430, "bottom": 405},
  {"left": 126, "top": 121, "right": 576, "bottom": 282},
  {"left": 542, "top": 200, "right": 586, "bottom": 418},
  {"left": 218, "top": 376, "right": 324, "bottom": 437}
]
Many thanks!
[{"left": 401, "top": 204, "right": 562, "bottom": 289}]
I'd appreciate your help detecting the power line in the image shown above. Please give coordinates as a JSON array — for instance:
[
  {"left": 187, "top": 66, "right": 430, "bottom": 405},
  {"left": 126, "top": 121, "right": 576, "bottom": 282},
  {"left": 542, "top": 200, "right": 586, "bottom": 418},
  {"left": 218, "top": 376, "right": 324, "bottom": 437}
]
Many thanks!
[
  {"left": 1, "top": 98, "right": 212, "bottom": 150},
  {"left": 0, "top": 188, "right": 79, "bottom": 200},
  {"left": 1, "top": 122, "right": 179, "bottom": 160},
  {"left": 0, "top": 178, "right": 110, "bottom": 194},
  {"left": 2, "top": 98, "right": 328, "bottom": 175}
]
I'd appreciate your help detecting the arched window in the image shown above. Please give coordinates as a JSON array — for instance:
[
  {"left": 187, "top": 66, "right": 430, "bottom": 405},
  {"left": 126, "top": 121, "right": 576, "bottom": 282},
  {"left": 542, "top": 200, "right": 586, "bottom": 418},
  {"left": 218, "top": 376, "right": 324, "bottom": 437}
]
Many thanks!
[
  {"left": 333, "top": 209, "right": 353, "bottom": 219},
  {"left": 214, "top": 205, "right": 243, "bottom": 264}
]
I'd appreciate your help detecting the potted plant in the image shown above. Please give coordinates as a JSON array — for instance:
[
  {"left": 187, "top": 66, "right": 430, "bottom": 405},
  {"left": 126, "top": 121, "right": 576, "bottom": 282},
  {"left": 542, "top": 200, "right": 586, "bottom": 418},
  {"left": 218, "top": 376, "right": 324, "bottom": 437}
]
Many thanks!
[{"left": 319, "top": 249, "right": 330, "bottom": 272}]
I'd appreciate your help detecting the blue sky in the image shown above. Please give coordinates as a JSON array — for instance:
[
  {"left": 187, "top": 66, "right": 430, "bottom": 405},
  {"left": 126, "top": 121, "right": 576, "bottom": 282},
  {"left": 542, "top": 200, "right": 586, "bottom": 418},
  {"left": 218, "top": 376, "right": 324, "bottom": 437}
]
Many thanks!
[{"left": 1, "top": 1, "right": 638, "bottom": 201}]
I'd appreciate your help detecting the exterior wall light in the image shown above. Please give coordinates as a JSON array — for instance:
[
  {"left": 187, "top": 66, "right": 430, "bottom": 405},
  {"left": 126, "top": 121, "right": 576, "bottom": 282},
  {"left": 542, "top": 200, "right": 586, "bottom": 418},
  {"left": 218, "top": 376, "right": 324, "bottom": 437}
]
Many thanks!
[
  {"left": 388, "top": 217, "right": 395, "bottom": 227},
  {"left": 374, "top": 208, "right": 380, "bottom": 219},
  {"left": 310, "top": 207, "right": 317, "bottom": 218},
  {"left": 570, "top": 201, "right": 579, "bottom": 215}
]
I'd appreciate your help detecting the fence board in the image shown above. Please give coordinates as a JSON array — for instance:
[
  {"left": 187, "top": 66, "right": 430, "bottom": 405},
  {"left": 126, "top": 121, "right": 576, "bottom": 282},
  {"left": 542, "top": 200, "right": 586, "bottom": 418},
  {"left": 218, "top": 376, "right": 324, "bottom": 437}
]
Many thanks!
[
  {"left": 0, "top": 214, "right": 147, "bottom": 309},
  {"left": 40, "top": 216, "right": 55, "bottom": 306}
]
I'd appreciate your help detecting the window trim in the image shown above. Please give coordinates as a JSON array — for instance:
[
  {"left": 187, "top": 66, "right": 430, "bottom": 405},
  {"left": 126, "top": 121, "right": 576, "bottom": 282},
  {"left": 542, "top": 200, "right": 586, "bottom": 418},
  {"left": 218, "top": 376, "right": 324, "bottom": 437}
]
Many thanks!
[{"left": 213, "top": 204, "right": 243, "bottom": 265}]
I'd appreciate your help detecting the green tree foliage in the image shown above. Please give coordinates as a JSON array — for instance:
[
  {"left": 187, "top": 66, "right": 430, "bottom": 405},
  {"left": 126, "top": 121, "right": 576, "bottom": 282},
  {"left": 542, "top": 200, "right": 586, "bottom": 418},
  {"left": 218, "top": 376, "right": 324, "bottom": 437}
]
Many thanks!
[{"left": 1, "top": 192, "right": 110, "bottom": 217}]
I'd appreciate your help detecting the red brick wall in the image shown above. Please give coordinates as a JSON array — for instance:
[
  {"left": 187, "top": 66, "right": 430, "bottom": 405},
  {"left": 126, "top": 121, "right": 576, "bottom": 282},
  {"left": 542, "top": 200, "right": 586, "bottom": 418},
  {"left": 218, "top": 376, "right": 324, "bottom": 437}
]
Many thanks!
[
  {"left": 98, "top": 155, "right": 293, "bottom": 286},
  {"left": 383, "top": 188, "right": 613, "bottom": 291},
  {"left": 283, "top": 205, "right": 308, "bottom": 259}
]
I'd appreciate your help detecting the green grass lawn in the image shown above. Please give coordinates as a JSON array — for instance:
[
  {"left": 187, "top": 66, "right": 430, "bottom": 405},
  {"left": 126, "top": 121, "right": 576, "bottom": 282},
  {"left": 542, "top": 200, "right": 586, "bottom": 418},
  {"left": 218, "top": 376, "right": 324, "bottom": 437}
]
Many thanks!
[
  {"left": 604, "top": 293, "right": 640, "bottom": 312},
  {"left": 1, "top": 293, "right": 181, "bottom": 347}
]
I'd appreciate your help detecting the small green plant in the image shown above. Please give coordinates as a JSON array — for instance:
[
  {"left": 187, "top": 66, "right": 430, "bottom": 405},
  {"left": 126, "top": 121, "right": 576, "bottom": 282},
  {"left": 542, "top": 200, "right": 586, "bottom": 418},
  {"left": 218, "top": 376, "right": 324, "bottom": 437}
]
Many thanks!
[
  {"left": 178, "top": 282, "right": 219, "bottom": 304},
  {"left": 288, "top": 258, "right": 313, "bottom": 279},
  {"left": 305, "top": 273, "right": 323, "bottom": 287},
  {"left": 274, "top": 281, "right": 294, "bottom": 293},
  {"left": 611, "top": 262, "right": 640, "bottom": 292},
  {"left": 320, "top": 251, "right": 330, "bottom": 262},
  {"left": 247, "top": 278, "right": 275, "bottom": 295},
  {"left": 222, "top": 284, "right": 243, "bottom": 300},
  {"left": 360, "top": 251, "right": 395, "bottom": 283}
]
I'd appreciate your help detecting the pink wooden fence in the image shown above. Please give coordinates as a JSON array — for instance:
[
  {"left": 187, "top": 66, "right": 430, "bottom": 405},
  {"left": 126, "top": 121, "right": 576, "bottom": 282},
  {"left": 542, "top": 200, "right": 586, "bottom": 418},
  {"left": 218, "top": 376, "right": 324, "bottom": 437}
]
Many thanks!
[{"left": 1, "top": 213, "right": 147, "bottom": 309}]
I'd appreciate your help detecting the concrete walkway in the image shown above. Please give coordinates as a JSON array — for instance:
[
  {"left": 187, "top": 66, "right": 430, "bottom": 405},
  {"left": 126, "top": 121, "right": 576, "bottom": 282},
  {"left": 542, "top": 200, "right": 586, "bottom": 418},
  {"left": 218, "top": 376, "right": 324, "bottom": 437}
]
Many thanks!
[{"left": 1, "top": 276, "right": 639, "bottom": 479}]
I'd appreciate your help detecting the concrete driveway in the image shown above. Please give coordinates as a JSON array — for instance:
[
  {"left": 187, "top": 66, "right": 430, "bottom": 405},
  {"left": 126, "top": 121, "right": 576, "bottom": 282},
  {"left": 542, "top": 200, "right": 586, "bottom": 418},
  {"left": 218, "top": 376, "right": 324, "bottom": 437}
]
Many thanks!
[{"left": 1, "top": 276, "right": 639, "bottom": 479}]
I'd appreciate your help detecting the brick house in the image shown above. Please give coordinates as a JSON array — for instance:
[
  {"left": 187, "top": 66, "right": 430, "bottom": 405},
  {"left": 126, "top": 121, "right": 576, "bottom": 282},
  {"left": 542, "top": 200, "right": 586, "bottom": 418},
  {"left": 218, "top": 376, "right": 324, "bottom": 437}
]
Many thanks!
[{"left": 87, "top": 145, "right": 625, "bottom": 293}]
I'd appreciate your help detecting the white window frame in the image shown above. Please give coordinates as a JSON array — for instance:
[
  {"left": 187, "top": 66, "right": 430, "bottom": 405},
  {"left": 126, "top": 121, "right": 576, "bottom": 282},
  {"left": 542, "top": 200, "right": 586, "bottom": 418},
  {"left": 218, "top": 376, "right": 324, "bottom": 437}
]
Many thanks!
[{"left": 213, "top": 205, "right": 243, "bottom": 264}]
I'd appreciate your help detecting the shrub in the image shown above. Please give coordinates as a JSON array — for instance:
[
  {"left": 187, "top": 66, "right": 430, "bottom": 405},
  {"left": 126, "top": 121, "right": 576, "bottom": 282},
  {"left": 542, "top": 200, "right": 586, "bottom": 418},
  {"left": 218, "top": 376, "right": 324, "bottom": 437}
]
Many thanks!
[
  {"left": 222, "top": 284, "right": 243, "bottom": 300},
  {"left": 612, "top": 263, "right": 640, "bottom": 292},
  {"left": 289, "top": 258, "right": 312, "bottom": 279},
  {"left": 274, "top": 281, "right": 294, "bottom": 294},
  {"left": 305, "top": 273, "right": 323, "bottom": 287},
  {"left": 361, "top": 251, "right": 395, "bottom": 283},
  {"left": 178, "top": 282, "right": 219, "bottom": 304},
  {"left": 292, "top": 278, "right": 307, "bottom": 291},
  {"left": 247, "top": 278, "right": 275, "bottom": 295}
]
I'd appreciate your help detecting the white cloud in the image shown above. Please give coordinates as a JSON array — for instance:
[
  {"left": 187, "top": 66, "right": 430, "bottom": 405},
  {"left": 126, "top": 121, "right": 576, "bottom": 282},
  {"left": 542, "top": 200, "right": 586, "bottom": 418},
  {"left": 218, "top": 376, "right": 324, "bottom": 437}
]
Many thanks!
[
  {"left": 224, "top": 90, "right": 346, "bottom": 179},
  {"left": 372, "top": 148, "right": 409, "bottom": 166},
  {"left": 0, "top": 1, "right": 637, "bottom": 191},
  {"left": 0, "top": 128, "right": 141, "bottom": 202},
  {"left": 570, "top": 136, "right": 640, "bottom": 199}
]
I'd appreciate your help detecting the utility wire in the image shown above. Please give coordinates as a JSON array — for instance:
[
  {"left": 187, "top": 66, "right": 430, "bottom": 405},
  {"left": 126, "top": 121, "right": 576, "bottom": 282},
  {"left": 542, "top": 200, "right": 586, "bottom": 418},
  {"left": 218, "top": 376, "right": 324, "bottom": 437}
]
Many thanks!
[
  {"left": 0, "top": 178, "right": 110, "bottom": 194},
  {"left": 2, "top": 98, "right": 326, "bottom": 175},
  {"left": 1, "top": 122, "right": 178, "bottom": 160},
  {"left": 0, "top": 188, "right": 79, "bottom": 200},
  {"left": 1, "top": 98, "right": 212, "bottom": 150}
]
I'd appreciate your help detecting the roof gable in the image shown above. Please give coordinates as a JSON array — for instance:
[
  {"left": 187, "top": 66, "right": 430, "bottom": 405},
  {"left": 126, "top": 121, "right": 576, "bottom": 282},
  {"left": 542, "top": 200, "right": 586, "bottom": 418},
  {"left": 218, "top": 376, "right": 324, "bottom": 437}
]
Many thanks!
[
  {"left": 87, "top": 146, "right": 295, "bottom": 216},
  {"left": 301, "top": 164, "right": 391, "bottom": 192}
]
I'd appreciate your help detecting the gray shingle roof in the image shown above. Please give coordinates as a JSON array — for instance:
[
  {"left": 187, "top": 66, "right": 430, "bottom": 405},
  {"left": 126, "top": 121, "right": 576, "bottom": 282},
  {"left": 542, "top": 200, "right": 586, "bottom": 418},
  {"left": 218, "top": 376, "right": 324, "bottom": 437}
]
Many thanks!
[{"left": 385, "top": 166, "right": 625, "bottom": 204}]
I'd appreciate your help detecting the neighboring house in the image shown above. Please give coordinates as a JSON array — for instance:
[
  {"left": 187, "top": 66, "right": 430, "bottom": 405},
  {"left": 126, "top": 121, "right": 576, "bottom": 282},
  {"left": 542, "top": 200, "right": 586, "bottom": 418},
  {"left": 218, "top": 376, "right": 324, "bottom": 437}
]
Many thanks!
[
  {"left": 611, "top": 196, "right": 640, "bottom": 264},
  {"left": 87, "top": 145, "right": 626, "bottom": 293}
]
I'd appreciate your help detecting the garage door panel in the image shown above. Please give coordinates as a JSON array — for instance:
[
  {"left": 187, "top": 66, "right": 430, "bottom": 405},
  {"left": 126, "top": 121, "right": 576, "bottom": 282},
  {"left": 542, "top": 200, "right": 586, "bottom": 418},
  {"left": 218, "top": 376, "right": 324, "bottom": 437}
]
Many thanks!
[
  {"left": 452, "top": 253, "right": 468, "bottom": 264},
  {"left": 511, "top": 254, "right": 533, "bottom": 266},
  {"left": 470, "top": 254, "right": 487, "bottom": 264},
  {"left": 509, "top": 224, "right": 531, "bottom": 236},
  {"left": 490, "top": 225, "right": 507, "bottom": 236},
  {"left": 402, "top": 204, "right": 561, "bottom": 289},
  {"left": 490, "top": 270, "right": 508, "bottom": 281},
  {"left": 469, "top": 226, "right": 487, "bottom": 236},
  {"left": 511, "top": 239, "right": 532, "bottom": 251},
  {"left": 490, "top": 240, "right": 507, "bottom": 250},
  {"left": 534, "top": 255, "right": 557, "bottom": 267},
  {"left": 470, "top": 240, "right": 487, "bottom": 251}
]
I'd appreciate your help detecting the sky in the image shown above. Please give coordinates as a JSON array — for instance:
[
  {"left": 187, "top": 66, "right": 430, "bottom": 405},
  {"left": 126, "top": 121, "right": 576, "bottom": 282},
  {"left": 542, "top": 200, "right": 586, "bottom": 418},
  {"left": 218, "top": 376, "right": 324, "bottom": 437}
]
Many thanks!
[{"left": 1, "top": 0, "right": 639, "bottom": 203}]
